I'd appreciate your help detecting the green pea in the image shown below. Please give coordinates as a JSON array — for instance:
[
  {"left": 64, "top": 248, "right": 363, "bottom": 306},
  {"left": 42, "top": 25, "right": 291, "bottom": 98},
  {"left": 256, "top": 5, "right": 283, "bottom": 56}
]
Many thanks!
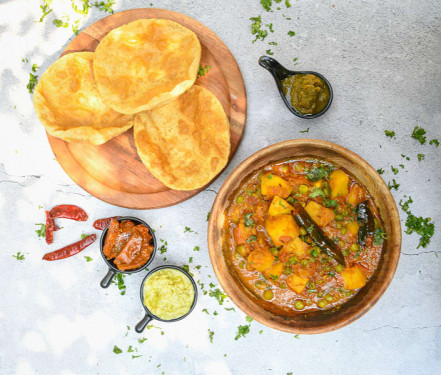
[
  {"left": 283, "top": 266, "right": 292, "bottom": 275},
  {"left": 288, "top": 256, "right": 298, "bottom": 265},
  {"left": 350, "top": 243, "right": 360, "bottom": 252},
  {"left": 258, "top": 173, "right": 263, "bottom": 182},
  {"left": 299, "top": 185, "right": 309, "bottom": 195},
  {"left": 255, "top": 280, "right": 266, "bottom": 290},
  {"left": 263, "top": 289, "right": 274, "bottom": 300},
  {"left": 280, "top": 282, "right": 287, "bottom": 289},
  {"left": 317, "top": 299, "right": 327, "bottom": 308},
  {"left": 236, "top": 245, "right": 247, "bottom": 257},
  {"left": 236, "top": 195, "right": 244, "bottom": 204},
  {"left": 239, "top": 261, "right": 246, "bottom": 269},
  {"left": 335, "top": 214, "right": 344, "bottom": 221},
  {"left": 281, "top": 165, "right": 289, "bottom": 173},
  {"left": 324, "top": 294, "right": 333, "bottom": 302},
  {"left": 335, "top": 264, "right": 343, "bottom": 273},
  {"left": 342, "top": 249, "right": 349, "bottom": 256},
  {"left": 340, "top": 227, "right": 348, "bottom": 235},
  {"left": 311, "top": 247, "right": 320, "bottom": 258},
  {"left": 299, "top": 227, "right": 307, "bottom": 236},
  {"left": 344, "top": 290, "right": 352, "bottom": 297},
  {"left": 301, "top": 259, "right": 308, "bottom": 267},
  {"left": 286, "top": 196, "right": 296, "bottom": 204},
  {"left": 342, "top": 209, "right": 349, "bottom": 216},
  {"left": 294, "top": 300, "right": 305, "bottom": 310}
]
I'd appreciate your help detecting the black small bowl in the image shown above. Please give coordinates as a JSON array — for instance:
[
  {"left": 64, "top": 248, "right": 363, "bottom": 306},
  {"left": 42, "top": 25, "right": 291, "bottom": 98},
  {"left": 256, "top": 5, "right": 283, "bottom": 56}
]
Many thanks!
[
  {"left": 259, "top": 55, "right": 333, "bottom": 119},
  {"left": 99, "top": 216, "right": 157, "bottom": 288},
  {"left": 135, "top": 265, "right": 198, "bottom": 333}
]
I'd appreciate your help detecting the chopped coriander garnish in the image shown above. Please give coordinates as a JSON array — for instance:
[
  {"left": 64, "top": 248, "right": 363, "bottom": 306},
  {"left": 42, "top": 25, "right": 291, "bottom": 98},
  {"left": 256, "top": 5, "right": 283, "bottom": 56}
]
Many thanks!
[
  {"left": 113, "top": 345, "right": 122, "bottom": 354},
  {"left": 127, "top": 345, "right": 135, "bottom": 353},
  {"left": 13, "top": 252, "right": 25, "bottom": 260},
  {"left": 208, "top": 329, "right": 214, "bottom": 343},
  {"left": 266, "top": 49, "right": 274, "bottom": 55},
  {"left": 35, "top": 223, "right": 46, "bottom": 238},
  {"left": 193, "top": 246, "right": 200, "bottom": 251},
  {"left": 287, "top": 31, "right": 296, "bottom": 36},
  {"left": 309, "top": 187, "right": 326, "bottom": 199},
  {"left": 411, "top": 126, "right": 427, "bottom": 144},
  {"left": 197, "top": 64, "right": 211, "bottom": 76},
  {"left": 429, "top": 139, "right": 439, "bottom": 147},
  {"left": 225, "top": 307, "right": 235, "bottom": 311},
  {"left": 387, "top": 179, "right": 400, "bottom": 190},
  {"left": 38, "top": 2, "right": 53, "bottom": 23},
  {"left": 184, "top": 226, "right": 197, "bottom": 234},
  {"left": 384, "top": 130, "right": 395, "bottom": 138},
  {"left": 250, "top": 16, "right": 268, "bottom": 43},
  {"left": 260, "top": 0, "right": 273, "bottom": 11},
  {"left": 285, "top": 0, "right": 291, "bottom": 7},
  {"left": 112, "top": 274, "right": 126, "bottom": 295},
  {"left": 84, "top": 256, "right": 93, "bottom": 262},
  {"left": 202, "top": 308, "right": 209, "bottom": 314},
  {"left": 189, "top": 257, "right": 193, "bottom": 263},
  {"left": 294, "top": 334, "right": 300, "bottom": 339},
  {"left": 209, "top": 288, "right": 228, "bottom": 305},
  {"left": 401, "top": 154, "right": 410, "bottom": 160},
  {"left": 246, "top": 316, "right": 253, "bottom": 322},
  {"left": 81, "top": 234, "right": 88, "bottom": 239},
  {"left": 391, "top": 166, "right": 399, "bottom": 175},
  {"left": 207, "top": 211, "right": 210, "bottom": 221},
  {"left": 53, "top": 18, "right": 69, "bottom": 28},
  {"left": 400, "top": 197, "right": 434, "bottom": 248},
  {"left": 299, "top": 128, "right": 309, "bottom": 133},
  {"left": 373, "top": 228, "right": 387, "bottom": 246},
  {"left": 93, "top": 0, "right": 116, "bottom": 14},
  {"left": 31, "top": 64, "right": 39, "bottom": 73},
  {"left": 138, "top": 337, "right": 148, "bottom": 343},
  {"left": 235, "top": 324, "right": 250, "bottom": 340},
  {"left": 306, "top": 164, "right": 332, "bottom": 181},
  {"left": 132, "top": 355, "right": 142, "bottom": 359},
  {"left": 268, "top": 41, "right": 278, "bottom": 45},
  {"left": 417, "top": 154, "right": 425, "bottom": 162},
  {"left": 27, "top": 73, "right": 39, "bottom": 93},
  {"left": 377, "top": 168, "right": 384, "bottom": 175},
  {"left": 159, "top": 240, "right": 167, "bottom": 254}
]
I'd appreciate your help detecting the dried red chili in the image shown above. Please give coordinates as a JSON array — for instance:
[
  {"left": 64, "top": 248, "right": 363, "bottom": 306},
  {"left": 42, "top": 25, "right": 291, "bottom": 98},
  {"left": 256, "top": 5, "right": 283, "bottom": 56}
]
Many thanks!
[
  {"left": 49, "top": 205, "right": 88, "bottom": 221},
  {"left": 42, "top": 234, "right": 97, "bottom": 261},
  {"left": 45, "top": 211, "right": 54, "bottom": 245},
  {"left": 93, "top": 216, "right": 121, "bottom": 230}
]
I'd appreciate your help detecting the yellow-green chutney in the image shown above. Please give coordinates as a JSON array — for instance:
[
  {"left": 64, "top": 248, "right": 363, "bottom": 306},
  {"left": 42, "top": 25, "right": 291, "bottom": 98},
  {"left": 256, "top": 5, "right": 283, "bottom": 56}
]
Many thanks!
[
  {"left": 143, "top": 268, "right": 195, "bottom": 320},
  {"left": 281, "top": 74, "right": 330, "bottom": 115}
]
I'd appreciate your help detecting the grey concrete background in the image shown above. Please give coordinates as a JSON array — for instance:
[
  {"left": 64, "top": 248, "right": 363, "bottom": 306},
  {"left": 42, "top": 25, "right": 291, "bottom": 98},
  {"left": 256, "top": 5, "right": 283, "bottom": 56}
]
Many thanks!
[{"left": 0, "top": 0, "right": 440, "bottom": 374}]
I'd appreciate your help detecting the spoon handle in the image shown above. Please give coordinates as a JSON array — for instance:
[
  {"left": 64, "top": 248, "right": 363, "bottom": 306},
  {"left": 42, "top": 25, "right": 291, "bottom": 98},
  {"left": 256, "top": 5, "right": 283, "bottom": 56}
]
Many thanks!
[{"left": 258, "top": 56, "right": 289, "bottom": 81}]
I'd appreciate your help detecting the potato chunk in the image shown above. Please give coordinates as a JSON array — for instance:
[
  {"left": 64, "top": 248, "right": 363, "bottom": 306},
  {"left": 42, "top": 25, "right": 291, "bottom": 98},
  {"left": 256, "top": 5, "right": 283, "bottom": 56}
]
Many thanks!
[
  {"left": 279, "top": 237, "right": 309, "bottom": 262},
  {"left": 265, "top": 214, "right": 300, "bottom": 246},
  {"left": 347, "top": 184, "right": 366, "bottom": 206},
  {"left": 261, "top": 173, "right": 292, "bottom": 199},
  {"left": 268, "top": 195, "right": 294, "bottom": 216},
  {"left": 341, "top": 266, "right": 367, "bottom": 290},
  {"left": 263, "top": 262, "right": 284, "bottom": 282},
  {"left": 346, "top": 221, "right": 360, "bottom": 236},
  {"left": 329, "top": 169, "right": 349, "bottom": 199},
  {"left": 247, "top": 250, "right": 275, "bottom": 272},
  {"left": 305, "top": 201, "right": 335, "bottom": 227},
  {"left": 286, "top": 273, "right": 309, "bottom": 294}
]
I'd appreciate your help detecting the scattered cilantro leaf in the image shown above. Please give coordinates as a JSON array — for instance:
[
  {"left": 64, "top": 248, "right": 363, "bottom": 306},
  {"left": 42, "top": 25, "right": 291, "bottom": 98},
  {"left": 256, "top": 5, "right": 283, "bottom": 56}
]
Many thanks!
[
  {"left": 384, "top": 130, "right": 395, "bottom": 138},
  {"left": 193, "top": 246, "right": 200, "bottom": 251},
  {"left": 411, "top": 126, "right": 427, "bottom": 144},
  {"left": 387, "top": 179, "right": 400, "bottom": 190},
  {"left": 373, "top": 228, "right": 387, "bottom": 246},
  {"left": 35, "top": 223, "right": 46, "bottom": 238},
  {"left": 13, "top": 252, "right": 25, "bottom": 260},
  {"left": 429, "top": 139, "right": 439, "bottom": 147},
  {"left": 38, "top": 2, "right": 53, "bottom": 23},
  {"left": 209, "top": 288, "right": 228, "bottom": 305},
  {"left": 138, "top": 337, "right": 148, "bottom": 343},
  {"left": 250, "top": 16, "right": 268, "bottom": 43},
  {"left": 391, "top": 166, "right": 399, "bottom": 175},
  {"left": 244, "top": 213, "right": 255, "bottom": 227},
  {"left": 27, "top": 73, "right": 39, "bottom": 93},
  {"left": 235, "top": 324, "right": 250, "bottom": 340},
  {"left": 299, "top": 128, "right": 309, "bottom": 133},
  {"left": 309, "top": 187, "right": 326, "bottom": 199},
  {"left": 197, "top": 64, "right": 211, "bottom": 76},
  {"left": 84, "top": 256, "right": 93, "bottom": 262},
  {"left": 306, "top": 165, "right": 332, "bottom": 181},
  {"left": 207, "top": 211, "right": 210, "bottom": 221},
  {"left": 112, "top": 273, "right": 126, "bottom": 295},
  {"left": 184, "top": 226, "right": 197, "bottom": 234},
  {"left": 417, "top": 154, "right": 425, "bottom": 162},
  {"left": 287, "top": 31, "right": 296, "bottom": 36},
  {"left": 266, "top": 49, "right": 274, "bottom": 55},
  {"left": 208, "top": 329, "right": 214, "bottom": 343},
  {"left": 377, "top": 168, "right": 384, "bottom": 175},
  {"left": 113, "top": 345, "right": 122, "bottom": 354},
  {"left": 159, "top": 240, "right": 167, "bottom": 254},
  {"left": 246, "top": 316, "right": 253, "bottom": 323}
]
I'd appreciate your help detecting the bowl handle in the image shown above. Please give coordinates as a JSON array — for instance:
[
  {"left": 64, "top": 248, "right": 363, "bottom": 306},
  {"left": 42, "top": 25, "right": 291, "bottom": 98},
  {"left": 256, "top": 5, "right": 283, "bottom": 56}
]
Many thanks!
[
  {"left": 135, "top": 312, "right": 153, "bottom": 333},
  {"left": 100, "top": 268, "right": 117, "bottom": 288},
  {"left": 258, "top": 56, "right": 289, "bottom": 81}
]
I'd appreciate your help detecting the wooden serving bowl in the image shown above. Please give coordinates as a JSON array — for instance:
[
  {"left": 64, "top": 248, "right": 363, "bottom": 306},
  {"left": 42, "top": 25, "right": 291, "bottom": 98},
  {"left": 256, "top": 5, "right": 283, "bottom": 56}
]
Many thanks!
[{"left": 208, "top": 139, "right": 401, "bottom": 334}]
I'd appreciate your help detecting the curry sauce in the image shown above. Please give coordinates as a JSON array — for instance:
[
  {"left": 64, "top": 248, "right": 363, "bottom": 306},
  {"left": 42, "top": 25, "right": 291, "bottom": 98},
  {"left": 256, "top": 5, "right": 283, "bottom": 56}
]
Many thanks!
[{"left": 223, "top": 159, "right": 384, "bottom": 314}]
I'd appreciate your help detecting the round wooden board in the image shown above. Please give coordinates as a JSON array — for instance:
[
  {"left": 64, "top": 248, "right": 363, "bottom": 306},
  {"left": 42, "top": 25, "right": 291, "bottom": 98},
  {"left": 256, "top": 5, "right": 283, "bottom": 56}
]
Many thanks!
[{"left": 47, "top": 8, "right": 247, "bottom": 209}]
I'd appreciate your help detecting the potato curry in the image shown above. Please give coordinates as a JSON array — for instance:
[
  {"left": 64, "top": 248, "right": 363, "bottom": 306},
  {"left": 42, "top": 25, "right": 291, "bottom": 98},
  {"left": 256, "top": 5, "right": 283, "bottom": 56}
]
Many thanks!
[{"left": 224, "top": 159, "right": 385, "bottom": 313}]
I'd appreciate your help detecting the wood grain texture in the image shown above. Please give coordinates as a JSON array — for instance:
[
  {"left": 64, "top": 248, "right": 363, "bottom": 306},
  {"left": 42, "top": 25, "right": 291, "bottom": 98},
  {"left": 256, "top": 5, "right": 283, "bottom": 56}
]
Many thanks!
[
  {"left": 208, "top": 139, "right": 402, "bottom": 334},
  {"left": 47, "top": 8, "right": 247, "bottom": 209}
]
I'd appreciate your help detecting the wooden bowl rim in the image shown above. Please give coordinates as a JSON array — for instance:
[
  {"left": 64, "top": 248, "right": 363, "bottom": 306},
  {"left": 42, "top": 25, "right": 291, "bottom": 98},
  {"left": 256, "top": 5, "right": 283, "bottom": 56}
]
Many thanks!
[{"left": 207, "top": 138, "right": 402, "bottom": 334}]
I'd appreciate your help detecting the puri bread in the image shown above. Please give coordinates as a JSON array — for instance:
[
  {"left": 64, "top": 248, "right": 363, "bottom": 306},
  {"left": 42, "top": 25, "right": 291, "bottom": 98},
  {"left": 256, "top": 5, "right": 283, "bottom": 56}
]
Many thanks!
[
  {"left": 134, "top": 85, "right": 230, "bottom": 191},
  {"left": 33, "top": 52, "right": 134, "bottom": 145},
  {"left": 93, "top": 19, "right": 201, "bottom": 114}
]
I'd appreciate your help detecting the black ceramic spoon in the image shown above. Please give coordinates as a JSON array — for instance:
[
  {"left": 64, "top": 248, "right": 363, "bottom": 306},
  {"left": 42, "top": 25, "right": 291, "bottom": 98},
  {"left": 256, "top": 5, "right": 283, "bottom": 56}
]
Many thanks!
[{"left": 258, "top": 56, "right": 333, "bottom": 119}]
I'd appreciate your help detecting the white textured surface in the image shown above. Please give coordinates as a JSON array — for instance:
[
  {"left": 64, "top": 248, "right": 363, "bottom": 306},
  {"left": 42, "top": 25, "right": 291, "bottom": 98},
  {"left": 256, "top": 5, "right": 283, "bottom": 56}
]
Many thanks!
[{"left": 1, "top": 1, "right": 441, "bottom": 374}]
